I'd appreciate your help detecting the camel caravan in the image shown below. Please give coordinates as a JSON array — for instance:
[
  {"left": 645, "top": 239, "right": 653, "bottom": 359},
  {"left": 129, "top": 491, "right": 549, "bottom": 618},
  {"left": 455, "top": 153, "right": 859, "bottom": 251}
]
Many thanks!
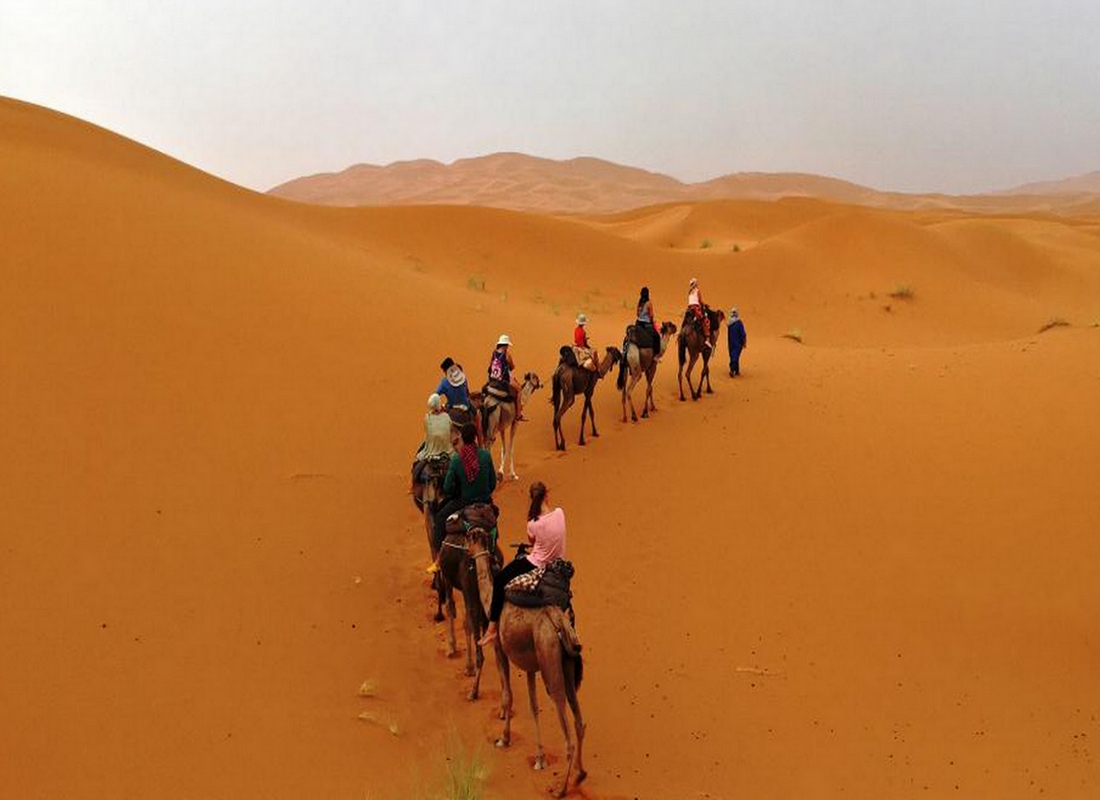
[{"left": 409, "top": 279, "right": 738, "bottom": 796}]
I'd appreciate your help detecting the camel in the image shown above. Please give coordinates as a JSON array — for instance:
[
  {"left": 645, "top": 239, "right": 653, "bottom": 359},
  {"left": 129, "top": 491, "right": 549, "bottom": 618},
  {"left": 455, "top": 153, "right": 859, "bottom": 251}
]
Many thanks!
[
  {"left": 678, "top": 307, "right": 725, "bottom": 401},
  {"left": 617, "top": 321, "right": 678, "bottom": 422},
  {"left": 551, "top": 346, "right": 621, "bottom": 450},
  {"left": 495, "top": 600, "right": 586, "bottom": 798},
  {"left": 481, "top": 373, "right": 541, "bottom": 480},
  {"left": 411, "top": 454, "right": 451, "bottom": 622},
  {"left": 437, "top": 526, "right": 507, "bottom": 700}
]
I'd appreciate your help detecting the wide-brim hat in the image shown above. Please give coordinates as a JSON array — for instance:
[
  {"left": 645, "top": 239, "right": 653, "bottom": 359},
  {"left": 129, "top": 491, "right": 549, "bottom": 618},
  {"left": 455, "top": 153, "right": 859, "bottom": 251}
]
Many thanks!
[
  {"left": 497, "top": 334, "right": 512, "bottom": 347},
  {"left": 575, "top": 313, "right": 588, "bottom": 325},
  {"left": 446, "top": 365, "right": 466, "bottom": 387}
]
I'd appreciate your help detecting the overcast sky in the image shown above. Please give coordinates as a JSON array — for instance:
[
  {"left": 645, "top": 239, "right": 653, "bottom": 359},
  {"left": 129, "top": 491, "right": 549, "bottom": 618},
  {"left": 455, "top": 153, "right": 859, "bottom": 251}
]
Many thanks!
[{"left": 2, "top": 0, "right": 1098, "bottom": 193}]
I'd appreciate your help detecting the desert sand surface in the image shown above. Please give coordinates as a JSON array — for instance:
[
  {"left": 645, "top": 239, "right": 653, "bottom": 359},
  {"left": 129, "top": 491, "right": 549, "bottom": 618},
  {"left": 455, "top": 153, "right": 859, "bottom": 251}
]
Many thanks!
[
  {"left": 270, "top": 152, "right": 1100, "bottom": 218},
  {"left": 4, "top": 96, "right": 1100, "bottom": 800}
]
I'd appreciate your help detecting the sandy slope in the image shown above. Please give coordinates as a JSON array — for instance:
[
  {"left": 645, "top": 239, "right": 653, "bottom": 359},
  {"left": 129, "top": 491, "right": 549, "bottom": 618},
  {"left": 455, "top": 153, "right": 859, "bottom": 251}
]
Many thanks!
[{"left": 3, "top": 97, "right": 1100, "bottom": 800}]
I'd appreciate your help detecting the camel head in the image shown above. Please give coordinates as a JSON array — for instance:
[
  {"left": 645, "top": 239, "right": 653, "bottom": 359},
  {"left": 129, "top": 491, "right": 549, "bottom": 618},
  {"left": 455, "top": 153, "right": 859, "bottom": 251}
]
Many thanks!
[
  {"left": 660, "top": 321, "right": 678, "bottom": 337},
  {"left": 604, "top": 346, "right": 622, "bottom": 366}
]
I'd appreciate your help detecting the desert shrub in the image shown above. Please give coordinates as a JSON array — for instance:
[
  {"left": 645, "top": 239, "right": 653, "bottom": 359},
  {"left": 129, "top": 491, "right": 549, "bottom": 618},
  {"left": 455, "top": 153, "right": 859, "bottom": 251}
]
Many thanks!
[
  {"left": 782, "top": 328, "right": 803, "bottom": 343},
  {"left": 1038, "top": 317, "right": 1070, "bottom": 333},
  {"left": 888, "top": 284, "right": 914, "bottom": 300},
  {"left": 700, "top": 239, "right": 712, "bottom": 249},
  {"left": 731, "top": 243, "right": 741, "bottom": 253}
]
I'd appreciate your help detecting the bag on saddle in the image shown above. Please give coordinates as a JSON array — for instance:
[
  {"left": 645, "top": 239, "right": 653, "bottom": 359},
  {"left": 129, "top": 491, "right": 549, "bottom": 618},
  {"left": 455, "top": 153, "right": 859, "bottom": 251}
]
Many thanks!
[
  {"left": 505, "top": 557, "right": 575, "bottom": 610},
  {"left": 559, "top": 345, "right": 579, "bottom": 368}
]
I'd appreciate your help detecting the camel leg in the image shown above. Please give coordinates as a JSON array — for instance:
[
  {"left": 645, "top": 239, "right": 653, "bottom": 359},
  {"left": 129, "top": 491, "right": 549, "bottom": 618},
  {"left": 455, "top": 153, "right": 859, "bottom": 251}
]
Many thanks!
[
  {"left": 565, "top": 659, "right": 587, "bottom": 785},
  {"left": 507, "top": 421, "right": 519, "bottom": 480},
  {"left": 462, "top": 598, "right": 476, "bottom": 678},
  {"left": 678, "top": 358, "right": 686, "bottom": 401},
  {"left": 468, "top": 637, "right": 484, "bottom": 701},
  {"left": 704, "top": 353, "right": 714, "bottom": 394},
  {"left": 496, "top": 647, "right": 514, "bottom": 747},
  {"left": 526, "top": 671, "right": 547, "bottom": 771},
  {"left": 587, "top": 392, "right": 599, "bottom": 438},
  {"left": 623, "top": 371, "right": 641, "bottom": 422},
  {"left": 494, "top": 640, "right": 511, "bottom": 722},
  {"left": 555, "top": 392, "right": 575, "bottom": 451},
  {"left": 443, "top": 581, "right": 458, "bottom": 657},
  {"left": 577, "top": 396, "right": 588, "bottom": 446},
  {"left": 545, "top": 678, "right": 575, "bottom": 797}
]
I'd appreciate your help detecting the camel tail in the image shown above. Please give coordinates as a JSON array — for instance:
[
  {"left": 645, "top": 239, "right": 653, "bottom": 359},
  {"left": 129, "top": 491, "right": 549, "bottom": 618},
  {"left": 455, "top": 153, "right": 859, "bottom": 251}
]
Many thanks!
[
  {"left": 566, "top": 650, "right": 584, "bottom": 692},
  {"left": 616, "top": 352, "right": 628, "bottom": 390},
  {"left": 551, "top": 368, "right": 562, "bottom": 409},
  {"left": 678, "top": 333, "right": 687, "bottom": 365}
]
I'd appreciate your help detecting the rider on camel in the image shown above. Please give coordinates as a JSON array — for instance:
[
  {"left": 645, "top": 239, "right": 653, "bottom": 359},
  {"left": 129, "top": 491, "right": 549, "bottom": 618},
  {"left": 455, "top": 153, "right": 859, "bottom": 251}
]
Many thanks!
[
  {"left": 488, "top": 334, "right": 526, "bottom": 422},
  {"left": 635, "top": 286, "right": 660, "bottom": 358},
  {"left": 573, "top": 313, "right": 597, "bottom": 371},
  {"left": 687, "top": 278, "right": 712, "bottom": 350}
]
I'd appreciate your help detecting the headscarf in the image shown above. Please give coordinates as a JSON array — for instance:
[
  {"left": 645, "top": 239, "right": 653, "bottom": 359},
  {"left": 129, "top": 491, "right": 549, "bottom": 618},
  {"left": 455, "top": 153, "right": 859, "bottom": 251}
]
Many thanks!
[
  {"left": 427, "top": 393, "right": 442, "bottom": 412},
  {"left": 689, "top": 278, "right": 698, "bottom": 289},
  {"left": 459, "top": 443, "right": 480, "bottom": 483},
  {"left": 729, "top": 308, "right": 739, "bottom": 320},
  {"left": 639, "top": 286, "right": 650, "bottom": 303}
]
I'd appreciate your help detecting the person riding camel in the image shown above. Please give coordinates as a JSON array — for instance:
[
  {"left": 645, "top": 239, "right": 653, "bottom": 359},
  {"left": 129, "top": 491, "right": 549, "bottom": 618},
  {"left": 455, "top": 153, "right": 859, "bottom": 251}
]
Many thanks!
[
  {"left": 573, "top": 313, "right": 597, "bottom": 371},
  {"left": 436, "top": 357, "right": 471, "bottom": 411},
  {"left": 687, "top": 277, "right": 712, "bottom": 350},
  {"left": 635, "top": 285, "right": 660, "bottom": 358},
  {"left": 410, "top": 392, "right": 454, "bottom": 492},
  {"left": 428, "top": 422, "right": 497, "bottom": 573},
  {"left": 488, "top": 334, "right": 526, "bottom": 422},
  {"left": 478, "top": 480, "right": 566, "bottom": 646}
]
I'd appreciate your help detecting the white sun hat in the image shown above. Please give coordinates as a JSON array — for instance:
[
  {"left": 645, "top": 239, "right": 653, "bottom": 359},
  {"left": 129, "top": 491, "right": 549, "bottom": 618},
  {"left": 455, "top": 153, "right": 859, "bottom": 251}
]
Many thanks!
[
  {"left": 575, "top": 313, "right": 588, "bottom": 325},
  {"left": 497, "top": 334, "right": 512, "bottom": 347}
]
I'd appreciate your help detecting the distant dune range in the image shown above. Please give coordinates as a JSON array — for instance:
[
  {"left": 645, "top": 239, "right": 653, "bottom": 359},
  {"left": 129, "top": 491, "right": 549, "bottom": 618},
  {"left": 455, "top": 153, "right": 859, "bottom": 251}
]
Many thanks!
[
  {"left": 270, "top": 152, "right": 1100, "bottom": 216},
  {"left": 4, "top": 96, "right": 1100, "bottom": 800}
]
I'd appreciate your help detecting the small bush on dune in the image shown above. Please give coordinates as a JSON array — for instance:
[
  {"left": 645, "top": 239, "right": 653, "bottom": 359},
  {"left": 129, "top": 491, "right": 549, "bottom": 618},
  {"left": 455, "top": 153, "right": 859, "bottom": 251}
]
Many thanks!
[
  {"left": 888, "top": 284, "right": 914, "bottom": 300},
  {"left": 700, "top": 239, "right": 712, "bottom": 249},
  {"left": 1038, "top": 317, "right": 1070, "bottom": 333},
  {"left": 731, "top": 243, "right": 741, "bottom": 253},
  {"left": 467, "top": 276, "right": 487, "bottom": 292},
  {"left": 782, "top": 328, "right": 804, "bottom": 344}
]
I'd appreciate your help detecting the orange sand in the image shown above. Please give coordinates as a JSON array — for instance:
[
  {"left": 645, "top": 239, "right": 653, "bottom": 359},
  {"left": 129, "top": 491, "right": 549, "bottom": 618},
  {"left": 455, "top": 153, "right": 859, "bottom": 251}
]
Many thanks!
[{"left": 3, "top": 97, "right": 1100, "bottom": 799}]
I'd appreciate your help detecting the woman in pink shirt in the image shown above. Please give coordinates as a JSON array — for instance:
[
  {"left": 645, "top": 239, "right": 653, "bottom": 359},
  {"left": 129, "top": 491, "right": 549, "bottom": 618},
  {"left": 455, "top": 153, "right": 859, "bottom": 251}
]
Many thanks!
[{"left": 479, "top": 481, "right": 566, "bottom": 645}]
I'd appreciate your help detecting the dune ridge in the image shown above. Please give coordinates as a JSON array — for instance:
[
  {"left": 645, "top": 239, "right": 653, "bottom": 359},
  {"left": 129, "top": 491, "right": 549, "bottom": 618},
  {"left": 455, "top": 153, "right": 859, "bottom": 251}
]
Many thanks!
[
  {"left": 4, "top": 96, "right": 1100, "bottom": 800},
  {"left": 270, "top": 150, "right": 1100, "bottom": 217}
]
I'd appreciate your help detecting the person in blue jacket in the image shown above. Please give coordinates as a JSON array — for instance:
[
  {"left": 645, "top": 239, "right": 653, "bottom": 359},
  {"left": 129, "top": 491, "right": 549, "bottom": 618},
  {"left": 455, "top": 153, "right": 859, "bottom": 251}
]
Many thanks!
[
  {"left": 727, "top": 308, "right": 747, "bottom": 376},
  {"left": 436, "top": 357, "right": 471, "bottom": 410}
]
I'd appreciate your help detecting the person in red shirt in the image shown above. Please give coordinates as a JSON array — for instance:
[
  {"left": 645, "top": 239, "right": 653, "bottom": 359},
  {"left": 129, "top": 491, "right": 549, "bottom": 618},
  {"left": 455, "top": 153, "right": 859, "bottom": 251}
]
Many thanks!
[{"left": 573, "top": 313, "right": 597, "bottom": 371}]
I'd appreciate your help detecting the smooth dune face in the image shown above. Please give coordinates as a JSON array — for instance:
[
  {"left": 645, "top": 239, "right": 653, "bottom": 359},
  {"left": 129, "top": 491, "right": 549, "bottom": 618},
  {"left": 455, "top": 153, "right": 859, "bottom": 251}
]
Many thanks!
[{"left": 3, "top": 97, "right": 1100, "bottom": 799}]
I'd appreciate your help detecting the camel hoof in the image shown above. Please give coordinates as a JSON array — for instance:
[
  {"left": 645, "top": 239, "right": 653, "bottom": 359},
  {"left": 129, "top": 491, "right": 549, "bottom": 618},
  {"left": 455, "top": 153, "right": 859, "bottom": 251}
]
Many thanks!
[
  {"left": 552, "top": 787, "right": 565, "bottom": 798},
  {"left": 445, "top": 647, "right": 458, "bottom": 658},
  {"left": 591, "top": 431, "right": 599, "bottom": 438},
  {"left": 576, "top": 769, "right": 588, "bottom": 785},
  {"left": 495, "top": 737, "right": 509, "bottom": 748},
  {"left": 433, "top": 611, "right": 445, "bottom": 623},
  {"left": 533, "top": 756, "right": 546, "bottom": 771},
  {"left": 464, "top": 666, "right": 475, "bottom": 677},
  {"left": 466, "top": 690, "right": 478, "bottom": 702}
]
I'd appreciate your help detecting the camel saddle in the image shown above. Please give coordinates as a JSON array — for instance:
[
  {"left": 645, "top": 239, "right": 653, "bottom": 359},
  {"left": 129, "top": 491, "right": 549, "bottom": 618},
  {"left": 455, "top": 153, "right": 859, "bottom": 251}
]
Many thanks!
[
  {"left": 445, "top": 502, "right": 500, "bottom": 551},
  {"left": 482, "top": 380, "right": 512, "bottom": 401},
  {"left": 625, "top": 323, "right": 659, "bottom": 352},
  {"left": 505, "top": 557, "right": 575, "bottom": 611}
]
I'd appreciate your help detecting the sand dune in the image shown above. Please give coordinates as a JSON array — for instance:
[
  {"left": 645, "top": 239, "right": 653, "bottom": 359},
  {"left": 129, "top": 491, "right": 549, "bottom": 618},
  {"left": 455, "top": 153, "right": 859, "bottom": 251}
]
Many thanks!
[
  {"left": 271, "top": 152, "right": 1100, "bottom": 218},
  {"left": 4, "top": 96, "right": 1100, "bottom": 800}
]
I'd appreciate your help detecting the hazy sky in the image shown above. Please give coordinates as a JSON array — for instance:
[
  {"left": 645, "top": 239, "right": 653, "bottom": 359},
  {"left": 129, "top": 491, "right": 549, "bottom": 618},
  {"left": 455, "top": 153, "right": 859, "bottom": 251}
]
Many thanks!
[{"left": 2, "top": 0, "right": 1099, "bottom": 193}]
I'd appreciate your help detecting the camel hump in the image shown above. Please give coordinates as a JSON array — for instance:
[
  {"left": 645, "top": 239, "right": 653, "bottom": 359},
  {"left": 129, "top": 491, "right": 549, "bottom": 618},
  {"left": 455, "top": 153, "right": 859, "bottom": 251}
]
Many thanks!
[{"left": 559, "top": 345, "right": 578, "bottom": 368}]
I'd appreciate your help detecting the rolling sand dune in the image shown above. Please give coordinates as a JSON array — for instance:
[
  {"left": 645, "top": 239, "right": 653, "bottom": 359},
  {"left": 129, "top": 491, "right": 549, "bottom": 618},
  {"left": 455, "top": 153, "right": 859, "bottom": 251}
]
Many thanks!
[
  {"left": 271, "top": 153, "right": 1100, "bottom": 218},
  {"left": 4, "top": 97, "right": 1100, "bottom": 799}
]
